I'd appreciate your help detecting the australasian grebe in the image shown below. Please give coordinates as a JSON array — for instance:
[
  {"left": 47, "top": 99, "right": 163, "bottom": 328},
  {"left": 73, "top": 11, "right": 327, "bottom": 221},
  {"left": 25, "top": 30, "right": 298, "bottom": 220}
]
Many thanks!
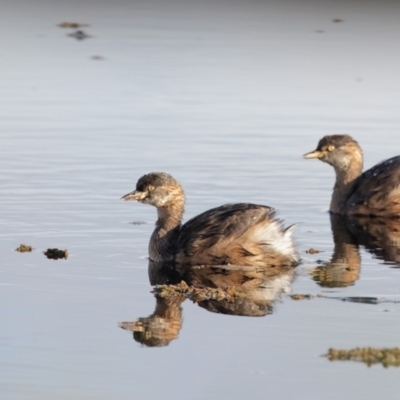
[
  {"left": 304, "top": 135, "right": 400, "bottom": 217},
  {"left": 121, "top": 172, "right": 299, "bottom": 267}
]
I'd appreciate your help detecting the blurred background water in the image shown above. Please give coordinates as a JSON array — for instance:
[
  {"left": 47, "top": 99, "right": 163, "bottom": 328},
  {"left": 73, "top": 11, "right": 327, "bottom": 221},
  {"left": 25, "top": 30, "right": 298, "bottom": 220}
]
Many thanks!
[{"left": 1, "top": 0, "right": 400, "bottom": 399}]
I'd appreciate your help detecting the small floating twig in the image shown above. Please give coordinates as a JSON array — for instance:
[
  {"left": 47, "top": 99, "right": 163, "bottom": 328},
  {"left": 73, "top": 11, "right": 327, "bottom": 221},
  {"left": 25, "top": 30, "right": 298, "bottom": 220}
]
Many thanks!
[
  {"left": 289, "top": 294, "right": 400, "bottom": 304},
  {"left": 58, "top": 22, "right": 90, "bottom": 28}
]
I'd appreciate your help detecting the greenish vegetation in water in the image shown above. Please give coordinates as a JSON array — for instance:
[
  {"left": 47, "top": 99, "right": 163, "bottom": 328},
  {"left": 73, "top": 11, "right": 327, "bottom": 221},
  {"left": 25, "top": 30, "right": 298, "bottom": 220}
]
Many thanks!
[
  {"left": 290, "top": 293, "right": 325, "bottom": 300},
  {"left": 152, "top": 281, "right": 246, "bottom": 303},
  {"left": 290, "top": 293, "right": 317, "bottom": 300},
  {"left": 15, "top": 244, "right": 32, "bottom": 252},
  {"left": 325, "top": 347, "right": 400, "bottom": 368}
]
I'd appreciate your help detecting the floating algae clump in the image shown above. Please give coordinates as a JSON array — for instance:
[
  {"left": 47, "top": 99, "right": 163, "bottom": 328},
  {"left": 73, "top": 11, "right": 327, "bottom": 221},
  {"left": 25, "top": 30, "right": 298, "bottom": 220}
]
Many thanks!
[
  {"left": 15, "top": 244, "right": 32, "bottom": 252},
  {"left": 325, "top": 347, "right": 400, "bottom": 368},
  {"left": 152, "top": 281, "right": 246, "bottom": 303},
  {"left": 306, "top": 248, "right": 320, "bottom": 254},
  {"left": 44, "top": 248, "right": 68, "bottom": 260},
  {"left": 290, "top": 293, "right": 314, "bottom": 300},
  {"left": 58, "top": 22, "right": 90, "bottom": 28},
  {"left": 290, "top": 293, "right": 324, "bottom": 300}
]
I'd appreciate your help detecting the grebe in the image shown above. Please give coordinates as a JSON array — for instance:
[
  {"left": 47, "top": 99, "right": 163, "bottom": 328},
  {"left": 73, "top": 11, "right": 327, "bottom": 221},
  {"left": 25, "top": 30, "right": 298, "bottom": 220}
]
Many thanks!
[
  {"left": 121, "top": 172, "right": 299, "bottom": 267},
  {"left": 304, "top": 135, "right": 400, "bottom": 217}
]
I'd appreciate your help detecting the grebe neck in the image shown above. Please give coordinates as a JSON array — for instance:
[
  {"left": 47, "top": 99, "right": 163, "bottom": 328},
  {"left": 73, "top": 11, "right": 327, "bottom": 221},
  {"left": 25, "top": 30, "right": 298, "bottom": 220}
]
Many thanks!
[
  {"left": 149, "top": 200, "right": 185, "bottom": 262},
  {"left": 330, "top": 157, "right": 363, "bottom": 213}
]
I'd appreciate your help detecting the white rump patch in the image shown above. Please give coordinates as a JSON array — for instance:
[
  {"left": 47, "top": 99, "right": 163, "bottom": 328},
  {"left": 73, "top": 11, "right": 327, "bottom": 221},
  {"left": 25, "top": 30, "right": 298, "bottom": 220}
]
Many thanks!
[{"left": 250, "top": 220, "right": 298, "bottom": 261}]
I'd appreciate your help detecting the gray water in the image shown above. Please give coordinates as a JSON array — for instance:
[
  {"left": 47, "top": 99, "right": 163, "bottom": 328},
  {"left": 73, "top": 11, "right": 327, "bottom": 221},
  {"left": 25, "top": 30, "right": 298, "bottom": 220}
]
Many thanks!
[{"left": 1, "top": 0, "right": 400, "bottom": 399}]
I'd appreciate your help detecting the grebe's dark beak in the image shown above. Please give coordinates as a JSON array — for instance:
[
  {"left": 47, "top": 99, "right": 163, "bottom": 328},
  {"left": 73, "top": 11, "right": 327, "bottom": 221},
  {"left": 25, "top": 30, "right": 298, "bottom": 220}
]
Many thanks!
[
  {"left": 120, "top": 190, "right": 146, "bottom": 201},
  {"left": 303, "top": 150, "right": 324, "bottom": 159}
]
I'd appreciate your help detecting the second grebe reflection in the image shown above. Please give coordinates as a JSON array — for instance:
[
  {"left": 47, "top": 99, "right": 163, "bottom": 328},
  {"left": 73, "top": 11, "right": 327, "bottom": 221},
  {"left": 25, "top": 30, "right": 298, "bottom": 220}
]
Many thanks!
[
  {"left": 120, "top": 261, "right": 296, "bottom": 347},
  {"left": 346, "top": 216, "right": 400, "bottom": 265},
  {"left": 311, "top": 215, "right": 400, "bottom": 288}
]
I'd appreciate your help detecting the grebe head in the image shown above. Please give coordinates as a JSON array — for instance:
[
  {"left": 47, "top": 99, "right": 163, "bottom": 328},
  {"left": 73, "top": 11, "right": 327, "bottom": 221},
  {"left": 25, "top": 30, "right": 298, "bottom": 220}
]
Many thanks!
[
  {"left": 121, "top": 172, "right": 185, "bottom": 208},
  {"left": 303, "top": 134, "right": 363, "bottom": 172}
]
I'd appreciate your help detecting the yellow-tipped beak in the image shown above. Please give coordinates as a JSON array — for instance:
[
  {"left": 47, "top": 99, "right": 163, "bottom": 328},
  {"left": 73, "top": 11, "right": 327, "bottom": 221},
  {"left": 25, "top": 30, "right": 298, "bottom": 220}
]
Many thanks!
[
  {"left": 120, "top": 190, "right": 147, "bottom": 201},
  {"left": 303, "top": 150, "right": 324, "bottom": 159}
]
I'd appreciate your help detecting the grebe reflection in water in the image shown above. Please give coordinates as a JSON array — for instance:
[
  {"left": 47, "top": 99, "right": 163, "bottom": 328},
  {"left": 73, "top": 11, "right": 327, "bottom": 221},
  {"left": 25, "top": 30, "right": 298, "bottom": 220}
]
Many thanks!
[
  {"left": 119, "top": 262, "right": 296, "bottom": 347},
  {"left": 311, "top": 215, "right": 400, "bottom": 288}
]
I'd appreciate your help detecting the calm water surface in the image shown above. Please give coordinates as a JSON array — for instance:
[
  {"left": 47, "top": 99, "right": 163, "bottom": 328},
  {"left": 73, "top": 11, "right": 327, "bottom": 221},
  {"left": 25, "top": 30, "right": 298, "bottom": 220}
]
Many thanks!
[{"left": 1, "top": 0, "right": 400, "bottom": 399}]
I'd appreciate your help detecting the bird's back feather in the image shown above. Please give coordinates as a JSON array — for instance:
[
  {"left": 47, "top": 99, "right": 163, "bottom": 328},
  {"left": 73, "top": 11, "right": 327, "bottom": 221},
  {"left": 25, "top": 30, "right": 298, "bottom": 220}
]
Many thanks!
[
  {"left": 175, "top": 203, "right": 299, "bottom": 267},
  {"left": 345, "top": 156, "right": 400, "bottom": 216}
]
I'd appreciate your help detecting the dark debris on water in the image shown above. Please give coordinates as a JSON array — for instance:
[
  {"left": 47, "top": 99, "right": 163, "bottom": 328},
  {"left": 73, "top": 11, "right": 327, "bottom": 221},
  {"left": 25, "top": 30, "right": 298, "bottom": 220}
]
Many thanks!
[
  {"left": 44, "top": 248, "right": 68, "bottom": 260},
  {"left": 67, "top": 30, "right": 91, "bottom": 40}
]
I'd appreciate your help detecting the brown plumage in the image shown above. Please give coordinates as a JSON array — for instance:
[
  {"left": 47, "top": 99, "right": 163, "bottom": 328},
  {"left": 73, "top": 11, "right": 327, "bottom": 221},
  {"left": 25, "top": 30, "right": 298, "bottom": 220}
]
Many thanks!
[
  {"left": 121, "top": 172, "right": 299, "bottom": 267},
  {"left": 304, "top": 134, "right": 400, "bottom": 217}
]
